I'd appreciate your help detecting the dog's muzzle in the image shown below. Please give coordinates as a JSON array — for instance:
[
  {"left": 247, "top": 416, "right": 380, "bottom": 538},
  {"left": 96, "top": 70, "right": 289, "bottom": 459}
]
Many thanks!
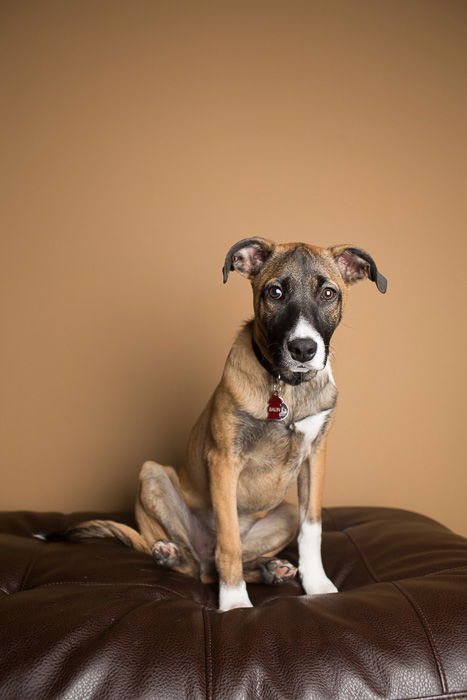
[{"left": 287, "top": 338, "right": 318, "bottom": 364}]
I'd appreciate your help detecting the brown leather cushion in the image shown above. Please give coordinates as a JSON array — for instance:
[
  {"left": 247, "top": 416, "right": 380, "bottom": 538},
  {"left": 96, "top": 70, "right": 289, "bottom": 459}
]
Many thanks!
[{"left": 1, "top": 507, "right": 466, "bottom": 699}]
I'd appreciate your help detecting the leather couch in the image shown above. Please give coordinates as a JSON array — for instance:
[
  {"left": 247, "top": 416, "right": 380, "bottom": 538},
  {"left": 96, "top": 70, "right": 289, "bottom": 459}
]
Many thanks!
[{"left": 1, "top": 506, "right": 466, "bottom": 700}]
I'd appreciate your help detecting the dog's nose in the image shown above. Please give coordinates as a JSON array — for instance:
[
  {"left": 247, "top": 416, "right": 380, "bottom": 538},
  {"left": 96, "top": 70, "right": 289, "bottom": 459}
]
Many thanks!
[{"left": 287, "top": 338, "right": 318, "bottom": 363}]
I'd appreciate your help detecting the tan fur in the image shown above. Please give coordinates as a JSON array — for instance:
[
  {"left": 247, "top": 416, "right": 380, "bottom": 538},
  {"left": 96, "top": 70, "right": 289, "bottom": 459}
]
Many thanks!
[
  {"left": 298, "top": 436, "right": 329, "bottom": 522},
  {"left": 170, "top": 319, "right": 337, "bottom": 588},
  {"left": 64, "top": 519, "right": 150, "bottom": 554}
]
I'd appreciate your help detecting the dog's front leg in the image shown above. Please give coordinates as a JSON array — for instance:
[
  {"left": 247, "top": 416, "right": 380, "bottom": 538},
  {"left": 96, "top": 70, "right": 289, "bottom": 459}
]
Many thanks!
[
  {"left": 209, "top": 450, "right": 253, "bottom": 611},
  {"left": 297, "top": 438, "right": 338, "bottom": 595}
]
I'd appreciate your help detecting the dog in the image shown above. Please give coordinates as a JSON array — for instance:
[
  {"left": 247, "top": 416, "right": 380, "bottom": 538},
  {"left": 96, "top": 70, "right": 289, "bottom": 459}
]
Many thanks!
[{"left": 56, "top": 238, "right": 387, "bottom": 611}]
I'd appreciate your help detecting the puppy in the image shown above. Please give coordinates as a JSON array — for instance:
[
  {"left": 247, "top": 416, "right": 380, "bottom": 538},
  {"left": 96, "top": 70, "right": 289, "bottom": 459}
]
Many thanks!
[{"left": 52, "top": 238, "right": 387, "bottom": 611}]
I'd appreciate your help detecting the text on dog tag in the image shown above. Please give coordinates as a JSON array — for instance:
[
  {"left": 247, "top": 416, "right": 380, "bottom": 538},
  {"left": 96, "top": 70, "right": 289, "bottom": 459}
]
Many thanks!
[{"left": 267, "top": 393, "right": 289, "bottom": 420}]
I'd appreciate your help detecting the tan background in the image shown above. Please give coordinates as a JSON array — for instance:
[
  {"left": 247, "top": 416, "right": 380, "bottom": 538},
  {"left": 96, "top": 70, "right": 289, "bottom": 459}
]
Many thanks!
[{"left": 1, "top": 1, "right": 466, "bottom": 535}]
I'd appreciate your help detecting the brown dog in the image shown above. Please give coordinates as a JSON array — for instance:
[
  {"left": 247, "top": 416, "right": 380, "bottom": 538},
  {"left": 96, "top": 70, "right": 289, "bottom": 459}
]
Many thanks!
[{"left": 61, "top": 238, "right": 387, "bottom": 611}]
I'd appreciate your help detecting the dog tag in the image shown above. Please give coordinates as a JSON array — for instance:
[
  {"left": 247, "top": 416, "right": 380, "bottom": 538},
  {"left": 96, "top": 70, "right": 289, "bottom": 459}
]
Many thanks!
[{"left": 267, "top": 392, "right": 289, "bottom": 420}]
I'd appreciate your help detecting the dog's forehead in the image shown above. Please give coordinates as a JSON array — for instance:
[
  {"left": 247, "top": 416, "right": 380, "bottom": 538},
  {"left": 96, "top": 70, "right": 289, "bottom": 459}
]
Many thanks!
[{"left": 257, "top": 243, "right": 340, "bottom": 286}]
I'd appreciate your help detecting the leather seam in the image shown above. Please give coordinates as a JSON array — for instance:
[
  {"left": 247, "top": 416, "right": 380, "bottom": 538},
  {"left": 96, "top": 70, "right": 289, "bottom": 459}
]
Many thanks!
[
  {"left": 393, "top": 692, "right": 467, "bottom": 700},
  {"left": 391, "top": 581, "right": 448, "bottom": 694},
  {"left": 201, "top": 606, "right": 213, "bottom": 700},
  {"left": 30, "top": 580, "right": 190, "bottom": 599},
  {"left": 322, "top": 506, "right": 339, "bottom": 531},
  {"left": 18, "top": 544, "right": 41, "bottom": 592},
  {"left": 342, "top": 529, "right": 380, "bottom": 583},
  {"left": 424, "top": 565, "right": 467, "bottom": 577}
]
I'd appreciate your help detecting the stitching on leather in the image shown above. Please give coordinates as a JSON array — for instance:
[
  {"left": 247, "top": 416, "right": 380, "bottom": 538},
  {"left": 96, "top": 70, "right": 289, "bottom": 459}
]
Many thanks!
[
  {"left": 32, "top": 580, "right": 190, "bottom": 599},
  {"left": 391, "top": 581, "right": 448, "bottom": 695},
  {"left": 202, "top": 606, "right": 213, "bottom": 700},
  {"left": 342, "top": 529, "right": 380, "bottom": 583},
  {"left": 394, "top": 693, "right": 467, "bottom": 700},
  {"left": 18, "top": 544, "right": 41, "bottom": 592},
  {"left": 424, "top": 565, "right": 467, "bottom": 577},
  {"left": 322, "top": 507, "right": 339, "bottom": 531}
]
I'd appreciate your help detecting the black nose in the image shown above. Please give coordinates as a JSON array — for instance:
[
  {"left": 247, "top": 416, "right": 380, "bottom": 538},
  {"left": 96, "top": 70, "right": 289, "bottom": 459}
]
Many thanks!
[{"left": 287, "top": 337, "right": 318, "bottom": 363}]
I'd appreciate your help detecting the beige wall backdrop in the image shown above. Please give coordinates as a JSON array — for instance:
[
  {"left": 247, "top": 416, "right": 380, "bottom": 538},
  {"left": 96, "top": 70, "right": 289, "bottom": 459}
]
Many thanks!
[{"left": 1, "top": 1, "right": 466, "bottom": 535}]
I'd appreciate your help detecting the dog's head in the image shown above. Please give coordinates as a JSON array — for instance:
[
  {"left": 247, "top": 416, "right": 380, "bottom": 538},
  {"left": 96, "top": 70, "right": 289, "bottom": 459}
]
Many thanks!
[{"left": 223, "top": 237, "right": 387, "bottom": 376}]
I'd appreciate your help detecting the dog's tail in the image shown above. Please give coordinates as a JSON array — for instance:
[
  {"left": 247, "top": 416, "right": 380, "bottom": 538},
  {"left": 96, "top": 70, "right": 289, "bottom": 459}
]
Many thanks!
[{"left": 33, "top": 519, "right": 151, "bottom": 555}]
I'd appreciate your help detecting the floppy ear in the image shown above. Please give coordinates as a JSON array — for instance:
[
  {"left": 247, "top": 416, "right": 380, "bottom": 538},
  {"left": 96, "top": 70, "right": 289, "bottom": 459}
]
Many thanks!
[
  {"left": 222, "top": 237, "right": 276, "bottom": 283},
  {"left": 329, "top": 245, "right": 388, "bottom": 293}
]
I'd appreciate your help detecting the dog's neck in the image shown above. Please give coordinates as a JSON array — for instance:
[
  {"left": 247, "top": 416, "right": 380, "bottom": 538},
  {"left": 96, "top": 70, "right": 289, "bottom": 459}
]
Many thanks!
[{"left": 222, "top": 322, "right": 337, "bottom": 425}]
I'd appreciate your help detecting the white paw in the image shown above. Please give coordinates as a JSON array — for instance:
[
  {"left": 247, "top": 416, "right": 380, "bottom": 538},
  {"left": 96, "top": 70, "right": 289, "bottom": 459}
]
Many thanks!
[
  {"left": 218, "top": 581, "right": 253, "bottom": 611},
  {"left": 219, "top": 599, "right": 254, "bottom": 612},
  {"left": 301, "top": 571, "right": 338, "bottom": 595}
]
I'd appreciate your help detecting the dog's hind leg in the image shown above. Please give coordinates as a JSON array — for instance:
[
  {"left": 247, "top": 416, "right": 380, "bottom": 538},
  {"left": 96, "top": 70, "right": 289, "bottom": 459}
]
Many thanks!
[
  {"left": 52, "top": 461, "right": 204, "bottom": 579},
  {"left": 241, "top": 502, "right": 299, "bottom": 584},
  {"left": 136, "top": 460, "right": 203, "bottom": 579}
]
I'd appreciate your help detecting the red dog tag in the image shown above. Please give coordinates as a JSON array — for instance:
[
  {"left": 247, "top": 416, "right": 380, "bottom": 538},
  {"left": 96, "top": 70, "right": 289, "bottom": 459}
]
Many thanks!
[{"left": 267, "top": 392, "right": 288, "bottom": 420}]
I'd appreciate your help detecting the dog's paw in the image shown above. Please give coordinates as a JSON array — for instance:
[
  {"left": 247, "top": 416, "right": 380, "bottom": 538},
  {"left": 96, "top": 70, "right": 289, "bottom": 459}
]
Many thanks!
[
  {"left": 151, "top": 539, "right": 180, "bottom": 568},
  {"left": 300, "top": 570, "right": 338, "bottom": 595},
  {"left": 262, "top": 558, "right": 298, "bottom": 585},
  {"left": 218, "top": 581, "right": 253, "bottom": 612}
]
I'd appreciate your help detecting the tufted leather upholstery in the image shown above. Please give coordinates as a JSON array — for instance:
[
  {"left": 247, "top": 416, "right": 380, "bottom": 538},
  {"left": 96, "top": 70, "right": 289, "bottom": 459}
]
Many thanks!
[{"left": 0, "top": 506, "right": 466, "bottom": 700}]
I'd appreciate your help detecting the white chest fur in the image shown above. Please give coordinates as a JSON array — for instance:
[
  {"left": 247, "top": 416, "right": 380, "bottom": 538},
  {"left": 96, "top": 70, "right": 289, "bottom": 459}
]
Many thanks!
[{"left": 293, "top": 409, "right": 332, "bottom": 454}]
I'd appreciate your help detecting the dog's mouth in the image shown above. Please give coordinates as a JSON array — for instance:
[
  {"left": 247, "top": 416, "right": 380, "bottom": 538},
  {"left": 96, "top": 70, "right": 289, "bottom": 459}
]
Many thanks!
[
  {"left": 289, "top": 360, "right": 325, "bottom": 373},
  {"left": 258, "top": 334, "right": 328, "bottom": 377},
  {"left": 271, "top": 354, "right": 325, "bottom": 375},
  {"left": 276, "top": 346, "right": 329, "bottom": 374}
]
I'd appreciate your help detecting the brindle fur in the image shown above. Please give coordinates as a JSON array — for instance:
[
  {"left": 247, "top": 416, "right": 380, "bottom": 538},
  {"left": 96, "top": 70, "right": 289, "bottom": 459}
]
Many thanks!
[{"left": 58, "top": 239, "right": 386, "bottom": 608}]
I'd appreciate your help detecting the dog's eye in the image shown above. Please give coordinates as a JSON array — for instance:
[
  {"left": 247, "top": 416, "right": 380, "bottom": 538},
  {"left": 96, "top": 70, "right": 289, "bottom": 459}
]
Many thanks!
[
  {"left": 320, "top": 287, "right": 337, "bottom": 301},
  {"left": 268, "top": 285, "right": 283, "bottom": 300}
]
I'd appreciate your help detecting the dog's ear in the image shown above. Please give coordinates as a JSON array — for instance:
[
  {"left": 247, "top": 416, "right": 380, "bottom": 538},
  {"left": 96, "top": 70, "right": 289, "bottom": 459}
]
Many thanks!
[
  {"left": 329, "top": 245, "right": 388, "bottom": 293},
  {"left": 222, "top": 237, "right": 276, "bottom": 283}
]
